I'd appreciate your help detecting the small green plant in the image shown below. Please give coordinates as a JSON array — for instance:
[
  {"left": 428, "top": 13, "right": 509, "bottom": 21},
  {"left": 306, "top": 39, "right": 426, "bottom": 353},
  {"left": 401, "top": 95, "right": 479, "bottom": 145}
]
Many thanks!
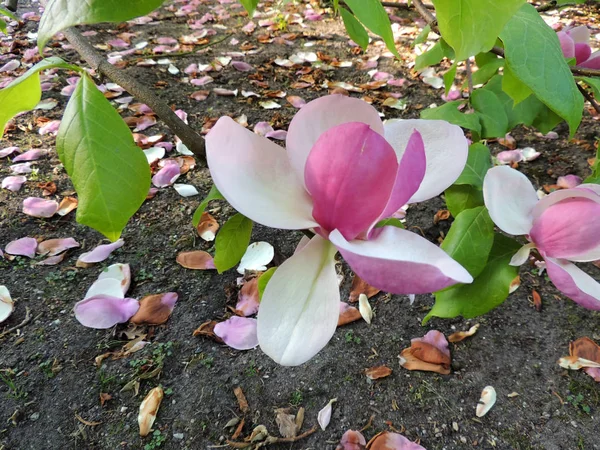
[
  {"left": 136, "top": 268, "right": 154, "bottom": 282},
  {"left": 39, "top": 359, "right": 58, "bottom": 379},
  {"left": 567, "top": 393, "right": 591, "bottom": 415},
  {"left": 289, "top": 389, "right": 303, "bottom": 406},
  {"left": 344, "top": 330, "right": 361, "bottom": 345},
  {"left": 200, "top": 356, "right": 214, "bottom": 369},
  {"left": 0, "top": 370, "right": 28, "bottom": 399},
  {"left": 245, "top": 360, "right": 258, "bottom": 377},
  {"left": 144, "top": 429, "right": 166, "bottom": 450}
]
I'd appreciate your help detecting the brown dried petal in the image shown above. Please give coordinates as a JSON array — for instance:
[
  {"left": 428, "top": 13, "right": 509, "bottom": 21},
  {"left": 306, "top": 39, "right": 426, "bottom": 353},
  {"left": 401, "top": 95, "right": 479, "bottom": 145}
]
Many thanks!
[
  {"left": 365, "top": 366, "right": 392, "bottom": 380},
  {"left": 138, "top": 387, "right": 164, "bottom": 436},
  {"left": 176, "top": 250, "right": 215, "bottom": 270},
  {"left": 349, "top": 274, "right": 380, "bottom": 303},
  {"left": 448, "top": 324, "right": 480, "bottom": 343},
  {"left": 197, "top": 212, "right": 219, "bottom": 241},
  {"left": 399, "top": 348, "right": 451, "bottom": 375},
  {"left": 410, "top": 341, "right": 451, "bottom": 367}
]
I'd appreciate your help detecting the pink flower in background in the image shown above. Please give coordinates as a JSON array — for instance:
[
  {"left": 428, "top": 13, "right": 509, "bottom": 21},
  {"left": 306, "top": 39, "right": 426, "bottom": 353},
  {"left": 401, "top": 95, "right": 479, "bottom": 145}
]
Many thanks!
[
  {"left": 206, "top": 95, "right": 472, "bottom": 366},
  {"left": 557, "top": 26, "right": 600, "bottom": 69},
  {"left": 484, "top": 166, "right": 600, "bottom": 310}
]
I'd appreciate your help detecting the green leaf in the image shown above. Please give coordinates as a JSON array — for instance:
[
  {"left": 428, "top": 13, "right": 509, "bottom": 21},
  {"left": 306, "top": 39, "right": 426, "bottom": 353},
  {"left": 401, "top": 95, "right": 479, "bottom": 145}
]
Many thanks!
[
  {"left": 475, "top": 52, "right": 500, "bottom": 68},
  {"left": 443, "top": 63, "right": 457, "bottom": 94},
  {"left": 467, "top": 58, "right": 504, "bottom": 87},
  {"left": 339, "top": 8, "right": 369, "bottom": 51},
  {"left": 344, "top": 0, "right": 399, "bottom": 57},
  {"left": 0, "top": 18, "right": 6, "bottom": 34},
  {"left": 471, "top": 89, "right": 509, "bottom": 138},
  {"left": 502, "top": 63, "right": 532, "bottom": 105},
  {"left": 531, "top": 107, "right": 563, "bottom": 135},
  {"left": 420, "top": 101, "right": 481, "bottom": 135},
  {"left": 56, "top": 74, "right": 150, "bottom": 241},
  {"left": 412, "top": 24, "right": 431, "bottom": 48},
  {"left": 445, "top": 185, "right": 484, "bottom": 217},
  {"left": 579, "top": 77, "right": 600, "bottom": 98},
  {"left": 415, "top": 39, "right": 454, "bottom": 70},
  {"left": 38, "top": 0, "right": 166, "bottom": 50},
  {"left": 257, "top": 267, "right": 277, "bottom": 300},
  {"left": 499, "top": 4, "right": 583, "bottom": 136},
  {"left": 375, "top": 217, "right": 405, "bottom": 229},
  {"left": 425, "top": 233, "right": 521, "bottom": 323},
  {"left": 239, "top": 0, "right": 259, "bottom": 17},
  {"left": 0, "top": 7, "right": 16, "bottom": 19},
  {"left": 192, "top": 184, "right": 224, "bottom": 227},
  {"left": 431, "top": 0, "right": 525, "bottom": 60},
  {"left": 454, "top": 143, "right": 492, "bottom": 189},
  {"left": 214, "top": 214, "right": 253, "bottom": 273},
  {"left": 0, "top": 57, "right": 80, "bottom": 139},
  {"left": 441, "top": 206, "right": 494, "bottom": 278}
]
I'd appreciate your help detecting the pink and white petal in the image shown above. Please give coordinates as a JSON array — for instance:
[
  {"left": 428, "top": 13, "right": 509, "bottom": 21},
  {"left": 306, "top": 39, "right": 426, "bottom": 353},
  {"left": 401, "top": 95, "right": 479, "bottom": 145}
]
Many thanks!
[
  {"left": 2, "top": 176, "right": 26, "bottom": 192},
  {"left": 483, "top": 166, "right": 539, "bottom": 236},
  {"left": 532, "top": 186, "right": 600, "bottom": 222},
  {"left": 36, "top": 237, "right": 80, "bottom": 256},
  {"left": 22, "top": 197, "right": 59, "bottom": 218},
  {"left": 370, "top": 432, "right": 426, "bottom": 450},
  {"left": 214, "top": 316, "right": 258, "bottom": 350},
  {"left": 379, "top": 129, "right": 426, "bottom": 219},
  {"left": 77, "top": 239, "right": 125, "bottom": 264},
  {"left": 286, "top": 95, "right": 384, "bottom": 186},
  {"left": 85, "top": 278, "right": 125, "bottom": 300},
  {"left": 74, "top": 295, "right": 140, "bottom": 329},
  {"left": 383, "top": 119, "right": 468, "bottom": 202},
  {"left": 305, "top": 122, "right": 398, "bottom": 240},
  {"left": 558, "top": 31, "right": 575, "bottom": 59},
  {"left": 574, "top": 43, "right": 592, "bottom": 65},
  {"left": 12, "top": 149, "right": 46, "bottom": 162},
  {"left": 578, "top": 52, "right": 600, "bottom": 70},
  {"left": 5, "top": 237, "right": 38, "bottom": 258},
  {"left": 257, "top": 235, "right": 340, "bottom": 366},
  {"left": 330, "top": 227, "right": 473, "bottom": 294},
  {"left": 97, "top": 263, "right": 131, "bottom": 294},
  {"left": 530, "top": 198, "right": 600, "bottom": 260},
  {"left": 207, "top": 116, "right": 317, "bottom": 230},
  {"left": 152, "top": 160, "right": 181, "bottom": 188},
  {"left": 545, "top": 257, "right": 600, "bottom": 310},
  {"left": 413, "top": 330, "right": 450, "bottom": 358},
  {"left": 568, "top": 26, "right": 591, "bottom": 44}
]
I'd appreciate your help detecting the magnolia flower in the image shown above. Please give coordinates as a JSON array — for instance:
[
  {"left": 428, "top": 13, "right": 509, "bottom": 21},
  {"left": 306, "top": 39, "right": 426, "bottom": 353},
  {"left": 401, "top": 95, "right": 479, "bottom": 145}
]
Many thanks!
[
  {"left": 484, "top": 166, "right": 600, "bottom": 310},
  {"left": 557, "top": 26, "right": 600, "bottom": 69},
  {"left": 206, "top": 95, "right": 472, "bottom": 366}
]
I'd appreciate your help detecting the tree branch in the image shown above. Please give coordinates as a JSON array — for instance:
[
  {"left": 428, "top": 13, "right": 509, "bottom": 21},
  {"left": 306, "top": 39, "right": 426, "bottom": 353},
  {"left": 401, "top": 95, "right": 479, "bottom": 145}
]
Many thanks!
[
  {"left": 578, "top": 84, "right": 600, "bottom": 116},
  {"left": 62, "top": 27, "right": 206, "bottom": 160},
  {"left": 411, "top": 0, "right": 600, "bottom": 78}
]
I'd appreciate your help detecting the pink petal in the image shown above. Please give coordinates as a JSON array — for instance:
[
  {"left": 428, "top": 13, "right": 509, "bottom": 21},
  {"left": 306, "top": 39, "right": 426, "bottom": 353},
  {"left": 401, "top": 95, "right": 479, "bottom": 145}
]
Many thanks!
[
  {"left": 567, "top": 25, "right": 590, "bottom": 44},
  {"left": 329, "top": 226, "right": 473, "bottom": 294},
  {"left": 74, "top": 295, "right": 140, "bottom": 329},
  {"left": 530, "top": 198, "right": 600, "bottom": 260},
  {"left": 483, "top": 167, "right": 539, "bottom": 236},
  {"left": 231, "top": 61, "right": 254, "bottom": 72},
  {"left": 379, "top": 130, "right": 426, "bottom": 220},
  {"left": 190, "top": 76, "right": 214, "bottom": 86},
  {"left": 190, "top": 90, "right": 209, "bottom": 101},
  {"left": 413, "top": 330, "right": 450, "bottom": 358},
  {"left": 264, "top": 130, "right": 287, "bottom": 140},
  {"left": 0, "top": 60, "right": 20, "bottom": 73},
  {"left": 574, "top": 43, "right": 592, "bottom": 65},
  {"left": 36, "top": 254, "right": 67, "bottom": 265},
  {"left": 578, "top": 51, "right": 600, "bottom": 70},
  {"left": 22, "top": 197, "right": 59, "bottom": 218},
  {"left": 286, "top": 95, "right": 384, "bottom": 188},
  {"left": 10, "top": 163, "right": 33, "bottom": 174},
  {"left": 532, "top": 186, "right": 600, "bottom": 224},
  {"left": 337, "top": 430, "right": 367, "bottom": 449},
  {"left": 206, "top": 116, "right": 317, "bottom": 230},
  {"left": 152, "top": 160, "right": 181, "bottom": 187},
  {"left": 39, "top": 120, "right": 61, "bottom": 135},
  {"left": 0, "top": 146, "right": 19, "bottom": 158},
  {"left": 2, "top": 176, "right": 26, "bottom": 192},
  {"left": 12, "top": 149, "right": 47, "bottom": 162},
  {"left": 371, "top": 432, "right": 426, "bottom": 450},
  {"left": 383, "top": 119, "right": 469, "bottom": 203},
  {"left": 5, "top": 237, "right": 38, "bottom": 258},
  {"left": 496, "top": 149, "right": 523, "bottom": 164},
  {"left": 286, "top": 95, "right": 306, "bottom": 108},
  {"left": 557, "top": 175, "right": 582, "bottom": 189},
  {"left": 305, "top": 122, "right": 398, "bottom": 240},
  {"left": 37, "top": 237, "right": 80, "bottom": 256},
  {"left": 584, "top": 367, "right": 600, "bottom": 382},
  {"left": 545, "top": 257, "right": 600, "bottom": 310},
  {"left": 77, "top": 239, "right": 125, "bottom": 264},
  {"left": 253, "top": 121, "right": 274, "bottom": 136},
  {"left": 214, "top": 316, "right": 258, "bottom": 350},
  {"left": 558, "top": 31, "right": 575, "bottom": 59},
  {"left": 134, "top": 115, "right": 157, "bottom": 132}
]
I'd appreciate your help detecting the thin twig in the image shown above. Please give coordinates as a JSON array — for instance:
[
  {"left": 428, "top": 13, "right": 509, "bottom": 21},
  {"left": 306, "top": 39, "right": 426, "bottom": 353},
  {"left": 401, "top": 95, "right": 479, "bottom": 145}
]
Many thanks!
[
  {"left": 411, "top": 0, "right": 437, "bottom": 27},
  {"left": 62, "top": 27, "right": 206, "bottom": 160},
  {"left": 381, "top": 1, "right": 434, "bottom": 10},
  {"left": 0, "top": 306, "right": 32, "bottom": 339},
  {"left": 465, "top": 57, "right": 473, "bottom": 94},
  {"left": 578, "top": 83, "right": 600, "bottom": 116}
]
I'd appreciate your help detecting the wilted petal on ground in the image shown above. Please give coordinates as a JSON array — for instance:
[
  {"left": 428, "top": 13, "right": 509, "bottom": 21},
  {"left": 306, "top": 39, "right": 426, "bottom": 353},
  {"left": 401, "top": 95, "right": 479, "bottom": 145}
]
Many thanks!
[
  {"left": 143, "top": 147, "right": 165, "bottom": 164},
  {"left": 253, "top": 121, "right": 274, "bottom": 136},
  {"left": 236, "top": 278, "right": 260, "bottom": 316},
  {"left": 57, "top": 197, "right": 78, "bottom": 216},
  {"left": 317, "top": 398, "right": 336, "bottom": 431},
  {"left": 39, "top": 120, "right": 61, "bottom": 135},
  {"left": 496, "top": 150, "right": 523, "bottom": 165},
  {"left": 368, "top": 431, "right": 426, "bottom": 450},
  {"left": 74, "top": 295, "right": 139, "bottom": 329},
  {"left": 231, "top": 61, "right": 254, "bottom": 72},
  {"left": 176, "top": 250, "right": 216, "bottom": 269},
  {"left": 336, "top": 430, "right": 366, "bottom": 450},
  {"left": 37, "top": 237, "right": 80, "bottom": 256},
  {"left": 2, "top": 176, "right": 26, "bottom": 191},
  {"left": 10, "top": 163, "right": 33, "bottom": 174},
  {"left": 0, "top": 286, "right": 14, "bottom": 324},
  {"left": 23, "top": 197, "right": 59, "bottom": 218},
  {"left": 5, "top": 237, "right": 38, "bottom": 258},
  {"left": 557, "top": 174, "right": 582, "bottom": 189},
  {"left": 214, "top": 316, "right": 258, "bottom": 350},
  {"left": 77, "top": 239, "right": 125, "bottom": 264},
  {"left": 98, "top": 263, "right": 131, "bottom": 294},
  {"left": 85, "top": 278, "right": 125, "bottom": 300},
  {"left": 0, "top": 146, "right": 19, "bottom": 158},
  {"left": 130, "top": 292, "right": 178, "bottom": 325},
  {"left": 152, "top": 160, "right": 181, "bottom": 187}
]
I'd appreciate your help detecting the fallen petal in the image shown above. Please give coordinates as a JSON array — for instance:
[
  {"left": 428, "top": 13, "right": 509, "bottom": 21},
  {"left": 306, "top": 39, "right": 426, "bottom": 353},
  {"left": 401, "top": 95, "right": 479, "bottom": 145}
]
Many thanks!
[
  {"left": 368, "top": 431, "right": 426, "bottom": 450},
  {"left": 0, "top": 286, "right": 14, "bottom": 324},
  {"left": 214, "top": 316, "right": 258, "bottom": 350},
  {"left": 130, "top": 292, "right": 178, "bottom": 325},
  {"left": 358, "top": 293, "right": 373, "bottom": 324},
  {"left": 365, "top": 366, "right": 392, "bottom": 380},
  {"left": 37, "top": 237, "right": 80, "bottom": 256},
  {"left": 317, "top": 398, "right": 336, "bottom": 431},
  {"left": 22, "top": 197, "right": 59, "bottom": 218},
  {"left": 2, "top": 176, "right": 26, "bottom": 192},
  {"left": 196, "top": 212, "right": 219, "bottom": 242},
  {"left": 336, "top": 430, "right": 366, "bottom": 450},
  {"left": 138, "top": 387, "right": 164, "bottom": 437},
  {"left": 77, "top": 239, "right": 125, "bottom": 265},
  {"left": 57, "top": 196, "right": 78, "bottom": 216},
  {"left": 476, "top": 386, "right": 497, "bottom": 417},
  {"left": 12, "top": 149, "right": 47, "bottom": 162},
  {"left": 337, "top": 302, "right": 362, "bottom": 326},
  {"left": 97, "top": 263, "right": 131, "bottom": 294},
  {"left": 349, "top": 274, "right": 380, "bottom": 302},
  {"left": 152, "top": 160, "right": 181, "bottom": 187},
  {"left": 5, "top": 237, "right": 38, "bottom": 258},
  {"left": 173, "top": 183, "right": 199, "bottom": 197},
  {"left": 74, "top": 295, "right": 139, "bottom": 329},
  {"left": 176, "top": 250, "right": 216, "bottom": 269},
  {"left": 236, "top": 278, "right": 260, "bottom": 316},
  {"left": 237, "top": 242, "right": 274, "bottom": 274},
  {"left": 448, "top": 324, "right": 480, "bottom": 343}
]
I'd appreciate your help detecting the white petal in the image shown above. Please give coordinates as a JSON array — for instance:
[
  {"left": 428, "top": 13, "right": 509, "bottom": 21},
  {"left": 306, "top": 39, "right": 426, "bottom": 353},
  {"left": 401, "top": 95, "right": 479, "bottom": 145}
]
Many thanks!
[
  {"left": 483, "top": 166, "right": 538, "bottom": 236},
  {"left": 206, "top": 116, "right": 317, "bottom": 230},
  {"left": 84, "top": 278, "right": 126, "bottom": 300},
  {"left": 143, "top": 147, "right": 165, "bottom": 164},
  {"left": 97, "top": 263, "right": 131, "bottom": 294},
  {"left": 317, "top": 398, "right": 337, "bottom": 431},
  {"left": 383, "top": 119, "right": 469, "bottom": 202},
  {"left": 0, "top": 285, "right": 14, "bottom": 324},
  {"left": 257, "top": 236, "right": 340, "bottom": 366},
  {"left": 509, "top": 243, "right": 535, "bottom": 266},
  {"left": 237, "top": 241, "right": 274, "bottom": 274},
  {"left": 358, "top": 293, "right": 373, "bottom": 324},
  {"left": 173, "top": 183, "right": 199, "bottom": 197}
]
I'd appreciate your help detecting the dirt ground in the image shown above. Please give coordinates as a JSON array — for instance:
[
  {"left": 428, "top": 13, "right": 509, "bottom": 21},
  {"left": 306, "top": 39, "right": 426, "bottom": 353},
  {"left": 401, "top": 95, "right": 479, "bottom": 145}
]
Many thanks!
[{"left": 1, "top": 1, "right": 600, "bottom": 449}]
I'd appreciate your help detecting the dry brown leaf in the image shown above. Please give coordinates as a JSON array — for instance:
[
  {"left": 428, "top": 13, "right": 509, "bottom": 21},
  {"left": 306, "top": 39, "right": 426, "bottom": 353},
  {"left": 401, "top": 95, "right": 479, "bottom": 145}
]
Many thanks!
[
  {"left": 37, "top": 181, "right": 56, "bottom": 196},
  {"left": 138, "top": 387, "right": 164, "bottom": 437},
  {"left": 349, "top": 274, "right": 380, "bottom": 303},
  {"left": 532, "top": 290, "right": 542, "bottom": 312},
  {"left": 75, "top": 413, "right": 102, "bottom": 427},
  {"left": 275, "top": 408, "right": 297, "bottom": 438},
  {"left": 192, "top": 320, "right": 223, "bottom": 343},
  {"left": 196, "top": 212, "right": 219, "bottom": 241},
  {"left": 232, "top": 417, "right": 245, "bottom": 440},
  {"left": 433, "top": 209, "right": 451, "bottom": 224},
  {"left": 448, "top": 324, "right": 480, "bottom": 343},
  {"left": 99, "top": 393, "right": 112, "bottom": 406},
  {"left": 57, "top": 196, "right": 78, "bottom": 216},
  {"left": 365, "top": 365, "right": 392, "bottom": 380},
  {"left": 234, "top": 386, "right": 249, "bottom": 413},
  {"left": 176, "top": 250, "right": 215, "bottom": 270}
]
